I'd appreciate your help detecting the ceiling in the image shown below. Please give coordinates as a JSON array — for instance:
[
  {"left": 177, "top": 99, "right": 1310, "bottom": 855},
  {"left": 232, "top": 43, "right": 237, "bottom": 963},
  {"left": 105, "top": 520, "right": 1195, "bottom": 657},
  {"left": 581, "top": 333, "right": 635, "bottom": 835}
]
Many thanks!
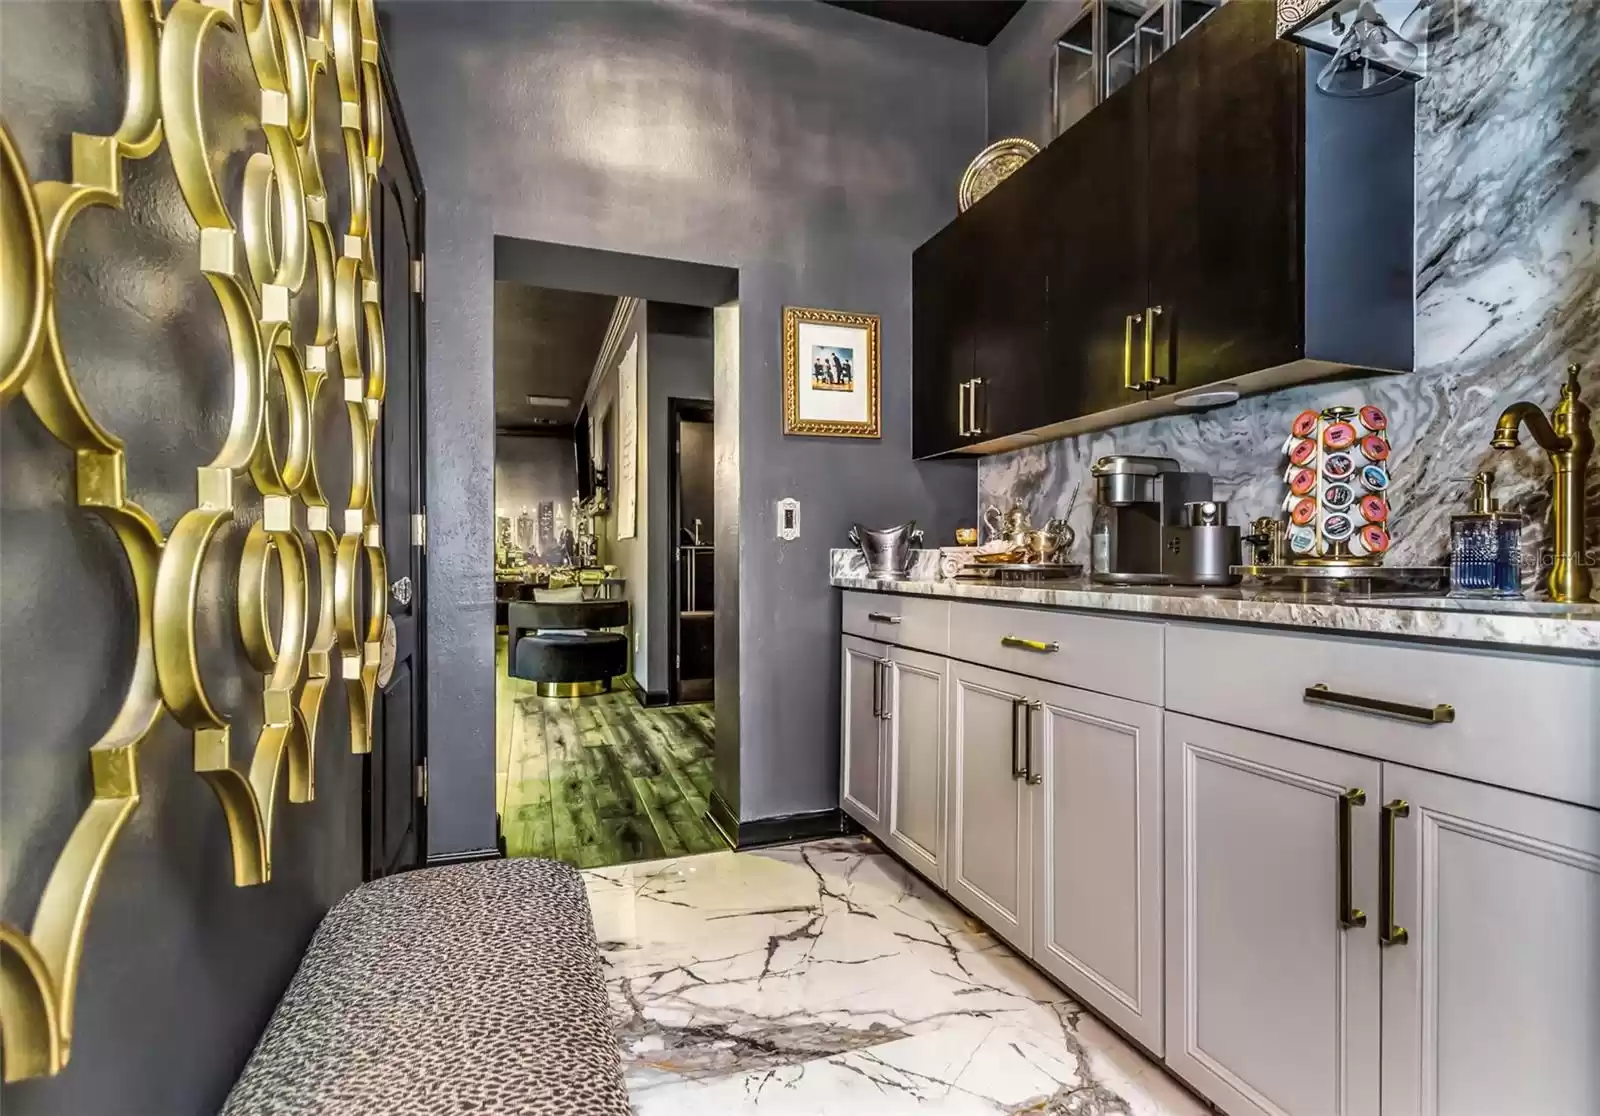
[
  {"left": 493, "top": 282, "right": 618, "bottom": 431},
  {"left": 822, "top": 1, "right": 1026, "bottom": 45}
]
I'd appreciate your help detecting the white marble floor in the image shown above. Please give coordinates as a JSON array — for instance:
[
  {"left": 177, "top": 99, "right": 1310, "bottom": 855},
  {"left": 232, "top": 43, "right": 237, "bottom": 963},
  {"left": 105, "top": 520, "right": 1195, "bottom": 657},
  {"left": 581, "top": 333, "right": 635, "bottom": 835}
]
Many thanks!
[{"left": 583, "top": 837, "right": 1208, "bottom": 1115}]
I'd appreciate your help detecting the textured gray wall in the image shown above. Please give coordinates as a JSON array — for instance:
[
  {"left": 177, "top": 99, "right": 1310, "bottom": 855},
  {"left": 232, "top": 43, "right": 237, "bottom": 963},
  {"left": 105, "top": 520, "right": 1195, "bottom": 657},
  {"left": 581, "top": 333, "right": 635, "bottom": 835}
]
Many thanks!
[
  {"left": 591, "top": 300, "right": 650, "bottom": 680},
  {"left": 644, "top": 304, "right": 714, "bottom": 697},
  {"left": 384, "top": 0, "right": 983, "bottom": 844},
  {"left": 0, "top": 2, "right": 364, "bottom": 1113}
]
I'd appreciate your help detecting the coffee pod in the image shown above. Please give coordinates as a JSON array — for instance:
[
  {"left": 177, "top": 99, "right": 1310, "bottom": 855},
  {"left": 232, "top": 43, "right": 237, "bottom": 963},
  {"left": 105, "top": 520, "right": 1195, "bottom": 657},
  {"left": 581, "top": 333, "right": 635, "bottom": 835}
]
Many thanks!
[
  {"left": 1289, "top": 438, "right": 1317, "bottom": 467},
  {"left": 1359, "top": 494, "right": 1389, "bottom": 523},
  {"left": 1321, "top": 512, "right": 1354, "bottom": 543},
  {"left": 1291, "top": 409, "right": 1319, "bottom": 439},
  {"left": 1288, "top": 524, "right": 1318, "bottom": 556},
  {"left": 1323, "top": 421, "right": 1357, "bottom": 451},
  {"left": 1322, "top": 451, "right": 1354, "bottom": 481},
  {"left": 1288, "top": 466, "right": 1317, "bottom": 496},
  {"left": 1359, "top": 433, "right": 1389, "bottom": 463},
  {"left": 1291, "top": 497, "right": 1318, "bottom": 526},
  {"left": 1322, "top": 482, "right": 1355, "bottom": 511},
  {"left": 1352, "top": 524, "right": 1390, "bottom": 555},
  {"left": 1359, "top": 404, "right": 1388, "bottom": 433},
  {"left": 1360, "top": 464, "right": 1390, "bottom": 492}
]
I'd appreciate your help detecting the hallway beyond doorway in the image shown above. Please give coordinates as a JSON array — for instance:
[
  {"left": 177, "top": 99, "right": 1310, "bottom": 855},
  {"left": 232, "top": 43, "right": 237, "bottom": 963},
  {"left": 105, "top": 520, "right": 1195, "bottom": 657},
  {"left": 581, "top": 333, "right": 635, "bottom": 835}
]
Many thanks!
[{"left": 496, "top": 636, "right": 726, "bottom": 866}]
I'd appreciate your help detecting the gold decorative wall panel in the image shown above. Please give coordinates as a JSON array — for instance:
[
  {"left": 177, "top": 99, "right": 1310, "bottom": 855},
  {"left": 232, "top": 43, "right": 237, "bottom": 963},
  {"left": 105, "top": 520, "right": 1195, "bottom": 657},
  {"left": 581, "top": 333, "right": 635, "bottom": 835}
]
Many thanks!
[{"left": 0, "top": 0, "right": 388, "bottom": 1082}]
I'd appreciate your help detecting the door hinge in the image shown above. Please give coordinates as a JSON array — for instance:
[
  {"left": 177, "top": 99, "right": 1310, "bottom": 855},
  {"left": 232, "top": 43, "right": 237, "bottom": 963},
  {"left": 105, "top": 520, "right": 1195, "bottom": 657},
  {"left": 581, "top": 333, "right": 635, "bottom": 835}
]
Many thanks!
[
  {"left": 416, "top": 760, "right": 429, "bottom": 805},
  {"left": 410, "top": 256, "right": 424, "bottom": 296},
  {"left": 411, "top": 510, "right": 426, "bottom": 551}
]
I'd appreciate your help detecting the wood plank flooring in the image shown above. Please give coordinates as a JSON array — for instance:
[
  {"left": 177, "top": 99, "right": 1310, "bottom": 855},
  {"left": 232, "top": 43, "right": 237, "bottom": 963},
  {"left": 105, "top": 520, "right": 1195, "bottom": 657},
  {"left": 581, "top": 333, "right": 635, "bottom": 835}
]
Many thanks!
[{"left": 496, "top": 636, "right": 726, "bottom": 867}]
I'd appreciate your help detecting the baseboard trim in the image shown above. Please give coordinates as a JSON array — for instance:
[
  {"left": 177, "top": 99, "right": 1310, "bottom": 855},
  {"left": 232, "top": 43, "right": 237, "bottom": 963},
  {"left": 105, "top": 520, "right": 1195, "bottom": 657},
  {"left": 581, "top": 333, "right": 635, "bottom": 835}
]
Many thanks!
[
  {"left": 426, "top": 846, "right": 503, "bottom": 867},
  {"left": 706, "top": 791, "right": 854, "bottom": 850},
  {"left": 633, "top": 686, "right": 672, "bottom": 708}
]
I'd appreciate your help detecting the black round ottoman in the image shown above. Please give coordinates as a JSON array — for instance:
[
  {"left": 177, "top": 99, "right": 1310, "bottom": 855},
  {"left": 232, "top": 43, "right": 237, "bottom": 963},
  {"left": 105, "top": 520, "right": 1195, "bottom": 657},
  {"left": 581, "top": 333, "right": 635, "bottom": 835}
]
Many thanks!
[{"left": 512, "top": 631, "right": 628, "bottom": 697}]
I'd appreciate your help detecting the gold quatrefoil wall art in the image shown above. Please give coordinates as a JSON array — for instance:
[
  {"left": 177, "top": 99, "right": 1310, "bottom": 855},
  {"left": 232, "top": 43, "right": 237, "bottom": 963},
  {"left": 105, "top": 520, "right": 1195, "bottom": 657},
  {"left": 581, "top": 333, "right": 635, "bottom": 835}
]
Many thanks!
[{"left": 0, "top": 0, "right": 389, "bottom": 1082}]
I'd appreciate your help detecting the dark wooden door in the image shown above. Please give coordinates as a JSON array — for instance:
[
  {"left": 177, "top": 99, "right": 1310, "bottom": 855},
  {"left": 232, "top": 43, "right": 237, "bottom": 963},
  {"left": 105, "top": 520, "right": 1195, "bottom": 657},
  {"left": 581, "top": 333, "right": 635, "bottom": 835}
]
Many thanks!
[
  {"left": 911, "top": 218, "right": 976, "bottom": 458},
  {"left": 369, "top": 73, "right": 426, "bottom": 879},
  {"left": 967, "top": 161, "right": 1050, "bottom": 443},
  {"left": 1145, "top": 0, "right": 1304, "bottom": 398},
  {"left": 1044, "top": 70, "right": 1151, "bottom": 422}
]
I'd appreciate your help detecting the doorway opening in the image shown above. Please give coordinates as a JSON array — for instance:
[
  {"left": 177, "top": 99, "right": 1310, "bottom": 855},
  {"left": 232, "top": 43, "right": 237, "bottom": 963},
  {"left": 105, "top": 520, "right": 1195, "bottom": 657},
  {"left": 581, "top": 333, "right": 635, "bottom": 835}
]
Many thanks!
[{"left": 491, "top": 239, "right": 737, "bottom": 869}]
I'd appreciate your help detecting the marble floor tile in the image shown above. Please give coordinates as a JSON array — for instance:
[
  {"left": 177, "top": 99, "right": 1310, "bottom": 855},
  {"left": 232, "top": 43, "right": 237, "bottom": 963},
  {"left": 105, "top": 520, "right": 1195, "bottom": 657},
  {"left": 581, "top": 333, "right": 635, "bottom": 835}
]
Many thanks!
[{"left": 583, "top": 837, "right": 1207, "bottom": 1115}]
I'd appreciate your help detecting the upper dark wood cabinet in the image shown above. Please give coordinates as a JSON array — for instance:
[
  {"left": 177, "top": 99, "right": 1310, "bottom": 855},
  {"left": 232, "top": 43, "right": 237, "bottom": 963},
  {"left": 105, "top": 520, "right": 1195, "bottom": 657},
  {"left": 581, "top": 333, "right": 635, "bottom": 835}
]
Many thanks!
[{"left": 912, "top": 0, "right": 1414, "bottom": 458}]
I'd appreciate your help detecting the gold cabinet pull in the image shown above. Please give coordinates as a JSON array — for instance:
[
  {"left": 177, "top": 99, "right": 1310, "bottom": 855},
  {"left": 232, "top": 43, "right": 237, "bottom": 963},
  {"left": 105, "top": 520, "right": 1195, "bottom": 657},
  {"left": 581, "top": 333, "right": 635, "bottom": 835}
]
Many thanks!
[
  {"left": 1338, "top": 788, "right": 1368, "bottom": 929},
  {"left": 1001, "top": 635, "right": 1060, "bottom": 653},
  {"left": 957, "top": 379, "right": 970, "bottom": 436},
  {"left": 1023, "top": 699, "right": 1043, "bottom": 785},
  {"left": 866, "top": 612, "right": 901, "bottom": 624},
  {"left": 968, "top": 378, "right": 984, "bottom": 436},
  {"left": 1380, "top": 798, "right": 1410, "bottom": 946},
  {"left": 1123, "top": 312, "right": 1143, "bottom": 391},
  {"left": 1010, "top": 697, "right": 1027, "bottom": 780},
  {"left": 1142, "top": 305, "right": 1162, "bottom": 386},
  {"left": 1303, "top": 683, "right": 1455, "bottom": 725}
]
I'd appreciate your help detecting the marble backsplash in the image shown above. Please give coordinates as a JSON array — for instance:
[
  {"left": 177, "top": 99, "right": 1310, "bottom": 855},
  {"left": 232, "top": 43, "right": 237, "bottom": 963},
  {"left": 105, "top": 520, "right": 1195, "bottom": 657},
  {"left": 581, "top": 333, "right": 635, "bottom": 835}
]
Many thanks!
[{"left": 977, "top": 0, "right": 1600, "bottom": 586}]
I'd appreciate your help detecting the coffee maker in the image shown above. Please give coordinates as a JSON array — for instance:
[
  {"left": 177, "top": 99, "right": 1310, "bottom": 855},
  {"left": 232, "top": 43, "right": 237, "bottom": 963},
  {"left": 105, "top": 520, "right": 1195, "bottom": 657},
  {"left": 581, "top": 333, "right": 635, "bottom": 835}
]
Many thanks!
[{"left": 1090, "top": 455, "right": 1239, "bottom": 586}]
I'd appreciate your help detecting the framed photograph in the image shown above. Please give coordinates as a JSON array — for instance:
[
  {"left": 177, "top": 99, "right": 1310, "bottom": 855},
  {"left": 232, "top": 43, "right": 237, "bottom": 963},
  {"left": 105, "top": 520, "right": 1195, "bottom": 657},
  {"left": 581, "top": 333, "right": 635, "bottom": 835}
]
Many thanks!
[{"left": 782, "top": 306, "right": 880, "bottom": 438}]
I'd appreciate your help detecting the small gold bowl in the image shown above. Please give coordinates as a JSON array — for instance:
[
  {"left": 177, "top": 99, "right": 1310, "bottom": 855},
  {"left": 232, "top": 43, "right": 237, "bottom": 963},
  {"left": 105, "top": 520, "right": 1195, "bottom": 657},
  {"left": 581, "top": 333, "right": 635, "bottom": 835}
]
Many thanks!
[{"left": 955, "top": 527, "right": 979, "bottom": 546}]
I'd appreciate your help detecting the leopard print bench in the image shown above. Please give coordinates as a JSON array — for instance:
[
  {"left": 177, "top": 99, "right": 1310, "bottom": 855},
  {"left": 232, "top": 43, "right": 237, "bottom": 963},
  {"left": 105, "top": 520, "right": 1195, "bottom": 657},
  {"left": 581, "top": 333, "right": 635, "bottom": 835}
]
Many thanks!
[{"left": 222, "top": 858, "right": 631, "bottom": 1116}]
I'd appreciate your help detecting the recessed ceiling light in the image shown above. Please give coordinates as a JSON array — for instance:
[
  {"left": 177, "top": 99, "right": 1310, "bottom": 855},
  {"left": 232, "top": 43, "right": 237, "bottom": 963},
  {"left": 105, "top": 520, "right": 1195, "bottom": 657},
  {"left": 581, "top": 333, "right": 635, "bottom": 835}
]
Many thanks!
[{"left": 526, "top": 394, "right": 570, "bottom": 408}]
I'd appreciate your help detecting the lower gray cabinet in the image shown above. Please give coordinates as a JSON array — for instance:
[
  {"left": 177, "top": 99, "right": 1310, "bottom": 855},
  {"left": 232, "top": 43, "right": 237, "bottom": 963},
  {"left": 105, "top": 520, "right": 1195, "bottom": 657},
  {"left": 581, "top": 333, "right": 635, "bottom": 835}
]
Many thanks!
[
  {"left": 840, "top": 634, "right": 888, "bottom": 835},
  {"left": 883, "top": 645, "right": 947, "bottom": 887},
  {"left": 1030, "top": 681, "right": 1165, "bottom": 1053},
  {"left": 1164, "top": 712, "right": 1382, "bottom": 1116},
  {"left": 1380, "top": 765, "right": 1600, "bottom": 1116},
  {"left": 946, "top": 660, "right": 1034, "bottom": 953}
]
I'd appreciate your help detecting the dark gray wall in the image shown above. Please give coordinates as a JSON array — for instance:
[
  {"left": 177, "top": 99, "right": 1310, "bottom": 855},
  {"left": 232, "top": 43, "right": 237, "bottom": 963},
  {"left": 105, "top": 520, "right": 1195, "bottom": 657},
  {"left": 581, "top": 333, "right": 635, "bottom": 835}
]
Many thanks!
[
  {"left": 987, "top": 0, "right": 1077, "bottom": 145},
  {"left": 385, "top": 0, "right": 982, "bottom": 845},
  {"left": 590, "top": 300, "right": 650, "bottom": 681},
  {"left": 0, "top": 2, "right": 364, "bottom": 1113},
  {"left": 643, "top": 304, "right": 714, "bottom": 697}
]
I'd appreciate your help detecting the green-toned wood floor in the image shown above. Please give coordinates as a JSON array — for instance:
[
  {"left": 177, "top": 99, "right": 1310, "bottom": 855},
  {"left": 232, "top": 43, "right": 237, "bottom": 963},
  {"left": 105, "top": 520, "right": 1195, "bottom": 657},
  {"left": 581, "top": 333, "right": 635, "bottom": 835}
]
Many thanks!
[{"left": 496, "top": 636, "right": 727, "bottom": 867}]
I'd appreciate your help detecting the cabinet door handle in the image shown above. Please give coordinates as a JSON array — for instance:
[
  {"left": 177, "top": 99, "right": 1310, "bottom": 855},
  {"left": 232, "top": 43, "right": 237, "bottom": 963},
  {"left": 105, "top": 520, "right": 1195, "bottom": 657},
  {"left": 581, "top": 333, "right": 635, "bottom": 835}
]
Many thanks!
[
  {"left": 1337, "top": 788, "right": 1368, "bottom": 929},
  {"left": 1304, "top": 683, "right": 1455, "bottom": 725},
  {"left": 957, "top": 380, "right": 970, "bottom": 437},
  {"left": 867, "top": 612, "right": 901, "bottom": 624},
  {"left": 1380, "top": 799, "right": 1410, "bottom": 946},
  {"left": 870, "top": 659, "right": 881, "bottom": 719},
  {"left": 968, "top": 378, "right": 984, "bottom": 436},
  {"left": 1123, "top": 312, "right": 1143, "bottom": 391},
  {"left": 1142, "top": 305, "right": 1165, "bottom": 386},
  {"left": 880, "top": 659, "right": 893, "bottom": 721},
  {"left": 1010, "top": 697, "right": 1026, "bottom": 780},
  {"left": 1023, "top": 699, "right": 1042, "bottom": 785},
  {"left": 1001, "top": 635, "right": 1060, "bottom": 653}
]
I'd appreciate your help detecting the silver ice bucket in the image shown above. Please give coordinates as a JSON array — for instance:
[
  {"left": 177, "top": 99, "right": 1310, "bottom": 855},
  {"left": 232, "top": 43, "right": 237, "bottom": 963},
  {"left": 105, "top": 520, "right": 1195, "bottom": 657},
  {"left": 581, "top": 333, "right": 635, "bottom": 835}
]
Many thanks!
[{"left": 848, "top": 521, "right": 924, "bottom": 580}]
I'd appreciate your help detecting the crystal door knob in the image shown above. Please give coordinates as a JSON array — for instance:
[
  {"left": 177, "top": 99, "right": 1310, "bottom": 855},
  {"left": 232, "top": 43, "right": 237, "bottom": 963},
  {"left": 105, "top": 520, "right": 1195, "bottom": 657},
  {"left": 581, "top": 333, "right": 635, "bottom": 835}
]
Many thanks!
[{"left": 390, "top": 575, "right": 413, "bottom": 607}]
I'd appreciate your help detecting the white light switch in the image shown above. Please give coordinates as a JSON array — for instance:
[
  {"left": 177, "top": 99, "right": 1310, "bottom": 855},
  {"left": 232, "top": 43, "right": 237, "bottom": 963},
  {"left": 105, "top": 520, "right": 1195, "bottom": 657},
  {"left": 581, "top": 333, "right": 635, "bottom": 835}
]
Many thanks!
[{"left": 777, "top": 498, "right": 800, "bottom": 541}]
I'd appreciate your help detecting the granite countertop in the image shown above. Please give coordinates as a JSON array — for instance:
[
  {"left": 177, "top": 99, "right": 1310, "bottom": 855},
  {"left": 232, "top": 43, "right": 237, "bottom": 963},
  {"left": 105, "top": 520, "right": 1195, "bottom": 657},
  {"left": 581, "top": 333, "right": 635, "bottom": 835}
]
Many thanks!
[{"left": 829, "top": 557, "right": 1600, "bottom": 657}]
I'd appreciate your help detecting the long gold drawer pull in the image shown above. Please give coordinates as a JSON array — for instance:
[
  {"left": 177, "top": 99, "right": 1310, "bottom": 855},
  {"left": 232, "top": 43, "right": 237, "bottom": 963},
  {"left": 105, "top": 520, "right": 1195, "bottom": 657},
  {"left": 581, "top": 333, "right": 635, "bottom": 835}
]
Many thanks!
[
  {"left": 1303, "top": 683, "right": 1455, "bottom": 724},
  {"left": 1380, "top": 799, "right": 1410, "bottom": 946},
  {"left": 1337, "top": 788, "right": 1367, "bottom": 929},
  {"left": 867, "top": 612, "right": 902, "bottom": 624},
  {"left": 1123, "top": 312, "right": 1142, "bottom": 391},
  {"left": 1001, "top": 635, "right": 1060, "bottom": 653}
]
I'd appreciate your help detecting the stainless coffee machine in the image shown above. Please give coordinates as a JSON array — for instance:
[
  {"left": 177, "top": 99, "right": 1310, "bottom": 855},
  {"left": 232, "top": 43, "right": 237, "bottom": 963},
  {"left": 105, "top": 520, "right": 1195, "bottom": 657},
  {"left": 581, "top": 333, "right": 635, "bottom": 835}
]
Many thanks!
[{"left": 1090, "top": 455, "right": 1240, "bottom": 586}]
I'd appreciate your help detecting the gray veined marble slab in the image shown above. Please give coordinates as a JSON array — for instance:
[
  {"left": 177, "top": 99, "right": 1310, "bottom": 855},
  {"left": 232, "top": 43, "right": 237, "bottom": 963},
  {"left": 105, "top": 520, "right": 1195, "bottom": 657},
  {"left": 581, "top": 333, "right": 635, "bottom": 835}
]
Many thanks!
[
  {"left": 584, "top": 838, "right": 1205, "bottom": 1115},
  {"left": 832, "top": 575, "right": 1600, "bottom": 656}
]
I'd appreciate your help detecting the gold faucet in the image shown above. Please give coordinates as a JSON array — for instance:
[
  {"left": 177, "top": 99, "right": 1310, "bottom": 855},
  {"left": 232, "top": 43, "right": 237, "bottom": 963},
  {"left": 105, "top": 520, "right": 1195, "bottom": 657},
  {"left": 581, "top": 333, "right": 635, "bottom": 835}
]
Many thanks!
[{"left": 1491, "top": 364, "right": 1593, "bottom": 602}]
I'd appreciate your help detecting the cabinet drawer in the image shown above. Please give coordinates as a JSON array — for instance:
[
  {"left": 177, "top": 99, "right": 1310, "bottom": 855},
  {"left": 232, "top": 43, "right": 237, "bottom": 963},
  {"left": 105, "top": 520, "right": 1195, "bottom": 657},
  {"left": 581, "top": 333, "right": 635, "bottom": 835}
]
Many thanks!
[
  {"left": 1166, "top": 623, "right": 1600, "bottom": 809},
  {"left": 948, "top": 601, "right": 1163, "bottom": 705},
  {"left": 841, "top": 591, "right": 949, "bottom": 655}
]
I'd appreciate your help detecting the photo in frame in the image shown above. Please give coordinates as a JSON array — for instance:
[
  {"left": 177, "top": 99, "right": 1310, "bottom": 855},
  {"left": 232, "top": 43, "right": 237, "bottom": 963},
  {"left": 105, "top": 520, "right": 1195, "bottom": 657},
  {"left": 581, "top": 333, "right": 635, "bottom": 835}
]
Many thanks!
[{"left": 782, "top": 306, "right": 880, "bottom": 438}]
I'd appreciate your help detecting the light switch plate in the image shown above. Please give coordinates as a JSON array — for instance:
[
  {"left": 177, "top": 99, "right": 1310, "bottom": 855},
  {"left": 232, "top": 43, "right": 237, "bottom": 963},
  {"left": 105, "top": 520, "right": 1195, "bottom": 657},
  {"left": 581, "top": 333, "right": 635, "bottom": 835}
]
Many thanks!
[{"left": 777, "top": 498, "right": 800, "bottom": 541}]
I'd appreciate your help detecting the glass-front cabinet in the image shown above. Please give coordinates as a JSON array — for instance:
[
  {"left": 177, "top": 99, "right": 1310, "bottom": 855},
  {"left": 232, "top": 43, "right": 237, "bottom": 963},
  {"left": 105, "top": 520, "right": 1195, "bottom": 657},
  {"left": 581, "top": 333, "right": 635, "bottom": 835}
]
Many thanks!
[{"left": 1053, "top": 0, "right": 1226, "bottom": 137}]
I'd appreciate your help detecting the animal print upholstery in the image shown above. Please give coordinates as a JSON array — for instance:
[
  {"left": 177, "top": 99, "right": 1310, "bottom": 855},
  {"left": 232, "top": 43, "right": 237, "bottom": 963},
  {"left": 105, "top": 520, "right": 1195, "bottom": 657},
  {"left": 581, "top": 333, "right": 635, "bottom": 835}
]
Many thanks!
[{"left": 222, "top": 858, "right": 630, "bottom": 1116}]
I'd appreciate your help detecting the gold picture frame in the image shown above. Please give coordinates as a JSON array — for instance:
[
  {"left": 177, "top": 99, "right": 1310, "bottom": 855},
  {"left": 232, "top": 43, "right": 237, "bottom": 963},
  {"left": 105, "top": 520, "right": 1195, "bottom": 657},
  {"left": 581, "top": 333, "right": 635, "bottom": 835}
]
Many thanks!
[{"left": 782, "top": 306, "right": 880, "bottom": 438}]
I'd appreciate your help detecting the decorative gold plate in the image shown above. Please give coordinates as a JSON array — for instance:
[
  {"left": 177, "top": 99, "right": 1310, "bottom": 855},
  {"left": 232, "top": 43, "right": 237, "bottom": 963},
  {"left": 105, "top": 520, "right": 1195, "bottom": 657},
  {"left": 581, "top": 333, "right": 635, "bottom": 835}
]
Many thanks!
[{"left": 958, "top": 138, "right": 1041, "bottom": 212}]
